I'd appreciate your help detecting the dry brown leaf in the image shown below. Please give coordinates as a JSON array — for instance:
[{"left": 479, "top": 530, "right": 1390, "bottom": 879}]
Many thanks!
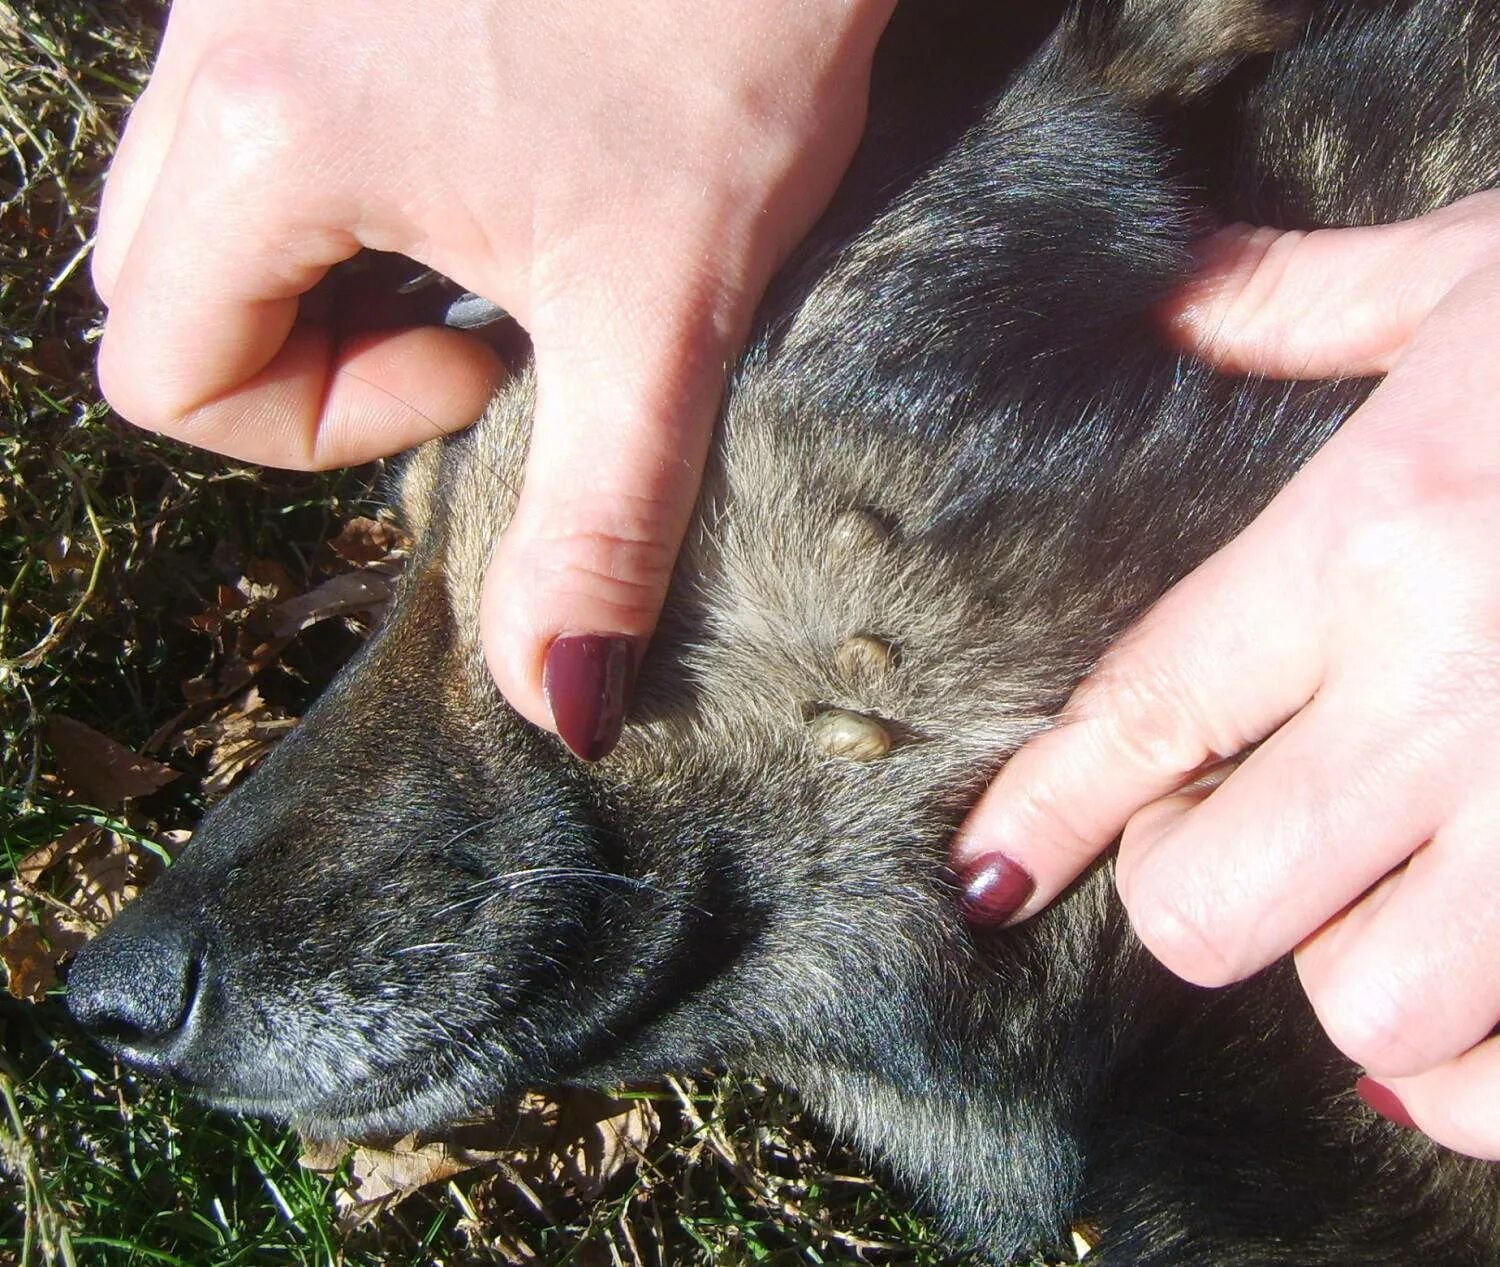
[
  {"left": 40, "top": 534, "right": 92, "bottom": 582},
  {"left": 9, "top": 826, "right": 160, "bottom": 930},
  {"left": 270, "top": 571, "right": 393, "bottom": 638},
  {"left": 336, "top": 1129, "right": 518, "bottom": 1230},
  {"left": 236, "top": 558, "right": 296, "bottom": 606},
  {"left": 53, "top": 829, "right": 148, "bottom": 930},
  {"left": 173, "top": 688, "right": 297, "bottom": 797},
  {"left": 45, "top": 716, "right": 180, "bottom": 809},
  {"left": 478, "top": 1224, "right": 539, "bottom": 1263},
  {"left": 336, "top": 1096, "right": 558, "bottom": 1212},
  {"left": 325, "top": 516, "right": 411, "bottom": 569},
  {"left": 1, "top": 826, "right": 178, "bottom": 1001},
  {"left": 547, "top": 1088, "right": 660, "bottom": 1199},
  {"left": 174, "top": 521, "right": 407, "bottom": 732},
  {"left": 297, "top": 1136, "right": 351, "bottom": 1174},
  {"left": 2, "top": 923, "right": 57, "bottom": 1002},
  {"left": 14, "top": 823, "right": 93, "bottom": 886},
  {"left": 345, "top": 1135, "right": 483, "bottom": 1206},
  {"left": 324, "top": 1087, "right": 659, "bottom": 1231},
  {"left": 159, "top": 828, "right": 194, "bottom": 856}
]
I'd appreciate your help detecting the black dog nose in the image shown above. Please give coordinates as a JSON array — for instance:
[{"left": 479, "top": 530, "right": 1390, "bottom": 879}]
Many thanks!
[{"left": 67, "top": 918, "right": 204, "bottom": 1047}]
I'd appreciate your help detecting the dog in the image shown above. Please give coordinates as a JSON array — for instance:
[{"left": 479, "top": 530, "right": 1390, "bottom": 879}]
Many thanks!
[{"left": 68, "top": 0, "right": 1500, "bottom": 1261}]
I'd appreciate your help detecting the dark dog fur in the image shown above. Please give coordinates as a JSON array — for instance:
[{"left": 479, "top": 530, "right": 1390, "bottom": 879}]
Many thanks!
[{"left": 69, "top": 1, "right": 1500, "bottom": 1261}]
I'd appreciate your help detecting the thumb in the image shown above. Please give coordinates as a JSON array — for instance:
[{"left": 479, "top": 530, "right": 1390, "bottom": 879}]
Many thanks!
[
  {"left": 480, "top": 279, "right": 738, "bottom": 760},
  {"left": 1166, "top": 190, "right": 1500, "bottom": 378}
]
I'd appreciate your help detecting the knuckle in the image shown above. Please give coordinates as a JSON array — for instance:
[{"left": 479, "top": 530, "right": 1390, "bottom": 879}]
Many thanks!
[
  {"left": 1428, "top": 1101, "right": 1500, "bottom": 1162},
  {"left": 1123, "top": 878, "right": 1239, "bottom": 986},
  {"left": 1327, "top": 415, "right": 1500, "bottom": 561},
  {"left": 1326, "top": 473, "right": 1500, "bottom": 698},
  {"left": 185, "top": 39, "right": 321, "bottom": 160},
  {"left": 1090, "top": 659, "right": 1214, "bottom": 782},
  {"left": 1219, "top": 226, "right": 1311, "bottom": 342},
  {"left": 1335, "top": 436, "right": 1457, "bottom": 534},
  {"left": 1313, "top": 972, "right": 1437, "bottom": 1076},
  {"left": 98, "top": 336, "right": 213, "bottom": 439},
  {"left": 97, "top": 336, "right": 171, "bottom": 433},
  {"left": 530, "top": 515, "right": 681, "bottom": 629}
]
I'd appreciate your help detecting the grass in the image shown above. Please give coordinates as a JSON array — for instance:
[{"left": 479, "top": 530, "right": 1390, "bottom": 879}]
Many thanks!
[{"left": 0, "top": 2, "right": 1028, "bottom": 1263}]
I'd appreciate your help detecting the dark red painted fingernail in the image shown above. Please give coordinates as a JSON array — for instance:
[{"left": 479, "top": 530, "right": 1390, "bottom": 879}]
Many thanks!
[
  {"left": 1356, "top": 1077, "right": 1417, "bottom": 1131},
  {"left": 957, "top": 853, "right": 1035, "bottom": 927},
  {"left": 543, "top": 634, "right": 634, "bottom": 761}
]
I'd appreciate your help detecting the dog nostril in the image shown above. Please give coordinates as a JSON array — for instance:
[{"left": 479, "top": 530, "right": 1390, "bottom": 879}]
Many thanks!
[{"left": 66, "top": 919, "right": 204, "bottom": 1048}]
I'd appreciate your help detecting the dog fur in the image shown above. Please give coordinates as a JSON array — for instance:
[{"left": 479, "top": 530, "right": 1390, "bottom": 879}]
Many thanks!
[{"left": 70, "top": 1, "right": 1500, "bottom": 1261}]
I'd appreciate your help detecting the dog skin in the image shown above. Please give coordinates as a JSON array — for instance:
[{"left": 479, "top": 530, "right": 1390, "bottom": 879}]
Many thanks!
[{"left": 68, "top": 1, "right": 1500, "bottom": 1262}]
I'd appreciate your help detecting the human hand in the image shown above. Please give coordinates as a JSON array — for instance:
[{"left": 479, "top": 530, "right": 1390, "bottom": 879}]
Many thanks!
[
  {"left": 952, "top": 190, "right": 1500, "bottom": 1159},
  {"left": 95, "top": 0, "right": 894, "bottom": 758}
]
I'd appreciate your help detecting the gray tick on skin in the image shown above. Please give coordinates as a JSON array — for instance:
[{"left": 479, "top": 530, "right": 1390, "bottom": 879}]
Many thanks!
[{"left": 808, "top": 708, "right": 894, "bottom": 761}]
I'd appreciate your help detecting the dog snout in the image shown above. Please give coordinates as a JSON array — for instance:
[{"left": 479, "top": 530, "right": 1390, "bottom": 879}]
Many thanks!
[{"left": 67, "top": 916, "right": 205, "bottom": 1051}]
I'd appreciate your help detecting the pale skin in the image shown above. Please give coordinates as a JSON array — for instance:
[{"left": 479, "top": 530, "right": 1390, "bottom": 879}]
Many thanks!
[{"left": 95, "top": 0, "right": 1500, "bottom": 1160}]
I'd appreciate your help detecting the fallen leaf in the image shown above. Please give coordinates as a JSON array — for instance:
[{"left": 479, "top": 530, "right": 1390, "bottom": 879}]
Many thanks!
[
  {"left": 297, "top": 1136, "right": 351, "bottom": 1173},
  {"left": 345, "top": 1135, "right": 480, "bottom": 1206},
  {"left": 0, "top": 824, "right": 176, "bottom": 1001},
  {"left": 54, "top": 829, "right": 149, "bottom": 930},
  {"left": 3, "top": 824, "right": 138, "bottom": 933},
  {"left": 173, "top": 688, "right": 297, "bottom": 797},
  {"left": 159, "top": 828, "right": 193, "bottom": 857},
  {"left": 44, "top": 716, "right": 180, "bottom": 809},
  {"left": 325, "top": 516, "right": 411, "bottom": 569},
  {"left": 547, "top": 1088, "right": 660, "bottom": 1199},
  {"left": 236, "top": 558, "right": 296, "bottom": 606},
  {"left": 2, "top": 924, "right": 56, "bottom": 1002},
  {"left": 179, "top": 674, "right": 218, "bottom": 707},
  {"left": 270, "top": 571, "right": 393, "bottom": 638},
  {"left": 40, "top": 534, "right": 92, "bottom": 582},
  {"left": 14, "top": 823, "right": 92, "bottom": 886},
  {"left": 323, "top": 1087, "right": 660, "bottom": 1230}
]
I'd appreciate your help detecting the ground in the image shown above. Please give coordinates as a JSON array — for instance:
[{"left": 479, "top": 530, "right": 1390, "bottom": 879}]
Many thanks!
[{"left": 0, "top": 2, "right": 1055, "bottom": 1263}]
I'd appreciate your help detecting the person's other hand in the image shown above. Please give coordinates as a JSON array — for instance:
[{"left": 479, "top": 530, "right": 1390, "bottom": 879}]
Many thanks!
[
  {"left": 952, "top": 190, "right": 1500, "bottom": 1160},
  {"left": 95, "top": 0, "right": 894, "bottom": 758}
]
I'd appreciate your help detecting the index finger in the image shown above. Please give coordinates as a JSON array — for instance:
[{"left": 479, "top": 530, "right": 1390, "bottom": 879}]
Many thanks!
[
  {"left": 952, "top": 480, "right": 1326, "bottom": 924},
  {"left": 97, "top": 49, "right": 500, "bottom": 469}
]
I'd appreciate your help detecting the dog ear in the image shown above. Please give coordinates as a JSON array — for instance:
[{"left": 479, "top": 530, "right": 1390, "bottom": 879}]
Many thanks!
[{"left": 1063, "top": 0, "right": 1311, "bottom": 105}]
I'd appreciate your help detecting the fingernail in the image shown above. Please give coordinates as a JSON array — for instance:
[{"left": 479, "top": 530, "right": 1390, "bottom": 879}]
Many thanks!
[
  {"left": 542, "top": 634, "right": 634, "bottom": 761},
  {"left": 956, "top": 852, "right": 1035, "bottom": 927},
  {"left": 1356, "top": 1077, "right": 1417, "bottom": 1131}
]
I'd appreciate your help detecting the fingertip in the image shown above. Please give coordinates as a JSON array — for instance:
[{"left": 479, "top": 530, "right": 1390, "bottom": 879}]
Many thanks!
[
  {"left": 541, "top": 633, "right": 635, "bottom": 761},
  {"left": 1113, "top": 788, "right": 1205, "bottom": 904},
  {"left": 1355, "top": 1076, "right": 1419, "bottom": 1131},
  {"left": 480, "top": 559, "right": 642, "bottom": 764},
  {"left": 1115, "top": 796, "right": 1254, "bottom": 987},
  {"left": 951, "top": 804, "right": 1090, "bottom": 930},
  {"left": 1161, "top": 223, "right": 1289, "bottom": 371},
  {"left": 952, "top": 792, "right": 1104, "bottom": 929},
  {"left": 481, "top": 495, "right": 666, "bottom": 752},
  {"left": 317, "top": 326, "right": 504, "bottom": 461},
  {"left": 479, "top": 551, "right": 556, "bottom": 735},
  {"left": 477, "top": 416, "right": 694, "bottom": 744},
  {"left": 1376, "top": 1048, "right": 1500, "bottom": 1161},
  {"left": 953, "top": 850, "right": 1036, "bottom": 927}
]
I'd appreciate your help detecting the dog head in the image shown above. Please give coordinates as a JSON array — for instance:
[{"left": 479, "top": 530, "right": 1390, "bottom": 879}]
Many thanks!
[{"left": 67, "top": 0, "right": 1322, "bottom": 1141}]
